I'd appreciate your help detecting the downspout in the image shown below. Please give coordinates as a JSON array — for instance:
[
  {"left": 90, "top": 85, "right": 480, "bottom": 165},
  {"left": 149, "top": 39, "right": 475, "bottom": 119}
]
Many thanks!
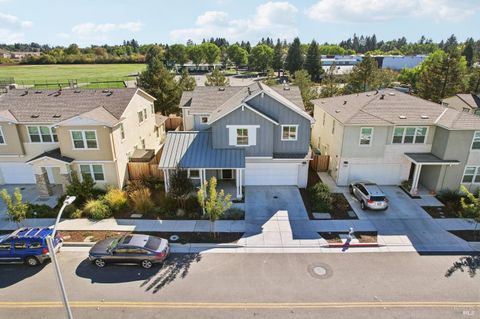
[{"left": 108, "top": 127, "right": 121, "bottom": 188}]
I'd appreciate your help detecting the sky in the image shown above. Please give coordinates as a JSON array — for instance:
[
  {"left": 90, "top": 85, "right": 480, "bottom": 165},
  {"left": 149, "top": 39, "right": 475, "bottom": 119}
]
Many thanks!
[{"left": 0, "top": 0, "right": 479, "bottom": 46}]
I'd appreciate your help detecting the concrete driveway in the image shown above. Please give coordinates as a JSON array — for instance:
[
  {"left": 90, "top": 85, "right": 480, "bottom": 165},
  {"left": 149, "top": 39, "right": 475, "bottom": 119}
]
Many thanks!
[
  {"left": 241, "top": 186, "right": 321, "bottom": 247},
  {"left": 343, "top": 186, "right": 473, "bottom": 252}
]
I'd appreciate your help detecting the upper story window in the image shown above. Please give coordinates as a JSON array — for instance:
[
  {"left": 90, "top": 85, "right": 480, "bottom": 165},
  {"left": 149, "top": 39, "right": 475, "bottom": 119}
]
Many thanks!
[
  {"left": 227, "top": 125, "right": 258, "bottom": 147},
  {"left": 140, "top": 138, "right": 146, "bottom": 149},
  {"left": 0, "top": 127, "right": 4, "bottom": 144},
  {"left": 471, "top": 131, "right": 480, "bottom": 150},
  {"left": 462, "top": 166, "right": 480, "bottom": 183},
  {"left": 120, "top": 123, "right": 125, "bottom": 140},
  {"left": 392, "top": 127, "right": 427, "bottom": 144},
  {"left": 359, "top": 127, "right": 373, "bottom": 146},
  {"left": 143, "top": 108, "right": 148, "bottom": 120},
  {"left": 151, "top": 104, "right": 154, "bottom": 114},
  {"left": 71, "top": 130, "right": 98, "bottom": 149},
  {"left": 236, "top": 128, "right": 248, "bottom": 145},
  {"left": 201, "top": 116, "right": 208, "bottom": 124},
  {"left": 138, "top": 110, "right": 144, "bottom": 124},
  {"left": 281, "top": 125, "right": 298, "bottom": 141},
  {"left": 27, "top": 126, "right": 58, "bottom": 143},
  {"left": 80, "top": 164, "right": 104, "bottom": 181}
]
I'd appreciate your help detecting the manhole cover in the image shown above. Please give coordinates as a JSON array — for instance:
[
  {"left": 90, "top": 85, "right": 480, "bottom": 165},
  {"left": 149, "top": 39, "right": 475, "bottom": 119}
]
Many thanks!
[
  {"left": 273, "top": 196, "right": 278, "bottom": 199},
  {"left": 308, "top": 263, "right": 332, "bottom": 279},
  {"left": 169, "top": 235, "right": 180, "bottom": 242}
]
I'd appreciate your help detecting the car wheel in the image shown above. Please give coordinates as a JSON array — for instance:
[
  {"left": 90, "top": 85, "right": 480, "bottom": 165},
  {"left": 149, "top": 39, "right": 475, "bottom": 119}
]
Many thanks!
[
  {"left": 94, "top": 259, "right": 106, "bottom": 268},
  {"left": 349, "top": 185, "right": 354, "bottom": 194},
  {"left": 141, "top": 260, "right": 153, "bottom": 269},
  {"left": 360, "top": 201, "right": 366, "bottom": 210},
  {"left": 25, "top": 256, "right": 39, "bottom": 267}
]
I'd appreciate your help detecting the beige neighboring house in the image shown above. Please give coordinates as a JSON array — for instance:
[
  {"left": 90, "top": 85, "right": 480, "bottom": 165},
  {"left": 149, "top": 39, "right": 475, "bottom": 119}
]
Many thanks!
[
  {"left": 0, "top": 88, "right": 165, "bottom": 197},
  {"left": 442, "top": 94, "right": 480, "bottom": 115},
  {"left": 311, "top": 89, "right": 480, "bottom": 195}
]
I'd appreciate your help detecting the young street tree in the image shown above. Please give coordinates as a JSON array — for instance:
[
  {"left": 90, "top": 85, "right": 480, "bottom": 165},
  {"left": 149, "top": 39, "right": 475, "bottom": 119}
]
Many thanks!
[
  {"left": 320, "top": 64, "right": 342, "bottom": 98},
  {"left": 0, "top": 188, "right": 28, "bottom": 228},
  {"left": 168, "top": 169, "right": 195, "bottom": 209},
  {"left": 272, "top": 39, "right": 284, "bottom": 77},
  {"left": 205, "top": 69, "right": 230, "bottom": 86},
  {"left": 346, "top": 55, "right": 380, "bottom": 92},
  {"left": 227, "top": 44, "right": 248, "bottom": 74},
  {"left": 293, "top": 69, "right": 318, "bottom": 112},
  {"left": 249, "top": 44, "right": 274, "bottom": 73},
  {"left": 305, "top": 40, "right": 323, "bottom": 81},
  {"left": 178, "top": 69, "right": 196, "bottom": 91},
  {"left": 459, "top": 185, "right": 480, "bottom": 240},
  {"left": 285, "top": 37, "right": 304, "bottom": 76},
  {"left": 197, "top": 176, "right": 232, "bottom": 235},
  {"left": 416, "top": 49, "right": 467, "bottom": 103},
  {"left": 137, "top": 51, "right": 181, "bottom": 115}
]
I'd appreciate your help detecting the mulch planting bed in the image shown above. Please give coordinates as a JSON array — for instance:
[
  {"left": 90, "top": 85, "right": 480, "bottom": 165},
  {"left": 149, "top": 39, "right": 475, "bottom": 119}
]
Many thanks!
[
  {"left": 300, "top": 189, "right": 358, "bottom": 220},
  {"left": 59, "top": 230, "right": 244, "bottom": 244},
  {"left": 319, "top": 231, "right": 378, "bottom": 244}
]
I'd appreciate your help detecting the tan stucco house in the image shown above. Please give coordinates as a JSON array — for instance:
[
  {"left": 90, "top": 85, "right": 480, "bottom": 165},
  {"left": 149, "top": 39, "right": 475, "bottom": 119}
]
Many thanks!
[
  {"left": 442, "top": 94, "right": 480, "bottom": 116},
  {"left": 0, "top": 88, "right": 165, "bottom": 197},
  {"left": 311, "top": 89, "right": 480, "bottom": 195}
]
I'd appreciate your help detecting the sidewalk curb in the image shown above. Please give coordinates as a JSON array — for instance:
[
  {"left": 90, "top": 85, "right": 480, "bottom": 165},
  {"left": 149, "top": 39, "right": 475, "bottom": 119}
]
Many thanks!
[{"left": 327, "top": 243, "right": 380, "bottom": 248}]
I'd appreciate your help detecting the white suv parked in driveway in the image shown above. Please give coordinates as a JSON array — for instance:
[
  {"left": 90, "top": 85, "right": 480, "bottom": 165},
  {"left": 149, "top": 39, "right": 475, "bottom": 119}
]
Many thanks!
[{"left": 349, "top": 181, "right": 389, "bottom": 210}]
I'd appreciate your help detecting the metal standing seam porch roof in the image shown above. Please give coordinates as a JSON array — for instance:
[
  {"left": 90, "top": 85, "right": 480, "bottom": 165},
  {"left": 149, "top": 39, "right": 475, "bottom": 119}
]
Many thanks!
[
  {"left": 159, "top": 131, "right": 245, "bottom": 169},
  {"left": 404, "top": 153, "right": 460, "bottom": 165}
]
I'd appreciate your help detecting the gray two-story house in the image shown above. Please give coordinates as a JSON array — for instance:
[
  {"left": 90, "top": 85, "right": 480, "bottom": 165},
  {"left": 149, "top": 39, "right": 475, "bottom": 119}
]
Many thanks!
[
  {"left": 311, "top": 89, "right": 480, "bottom": 195},
  {"left": 159, "top": 82, "right": 314, "bottom": 198}
]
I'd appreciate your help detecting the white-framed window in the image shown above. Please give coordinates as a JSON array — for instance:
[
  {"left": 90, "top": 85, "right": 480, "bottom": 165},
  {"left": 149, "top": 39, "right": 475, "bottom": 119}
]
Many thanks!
[
  {"left": 332, "top": 119, "right": 335, "bottom": 135},
  {"left": 281, "top": 125, "right": 298, "bottom": 141},
  {"left": 27, "top": 126, "right": 58, "bottom": 143},
  {"left": 71, "top": 130, "right": 98, "bottom": 149},
  {"left": 471, "top": 131, "right": 480, "bottom": 150},
  {"left": 120, "top": 123, "right": 125, "bottom": 140},
  {"left": 79, "top": 164, "right": 105, "bottom": 181},
  {"left": 140, "top": 138, "right": 145, "bottom": 149},
  {"left": 236, "top": 128, "right": 248, "bottom": 145},
  {"left": 155, "top": 127, "right": 159, "bottom": 138},
  {"left": 392, "top": 127, "right": 427, "bottom": 144},
  {"left": 359, "top": 127, "right": 373, "bottom": 146},
  {"left": 201, "top": 116, "right": 208, "bottom": 124},
  {"left": 322, "top": 112, "right": 326, "bottom": 126},
  {"left": 143, "top": 108, "right": 148, "bottom": 120},
  {"left": 138, "top": 110, "right": 144, "bottom": 124},
  {"left": 475, "top": 110, "right": 480, "bottom": 116},
  {"left": 151, "top": 104, "right": 154, "bottom": 114},
  {"left": 188, "top": 169, "right": 200, "bottom": 179},
  {"left": 0, "top": 126, "right": 5, "bottom": 144},
  {"left": 462, "top": 166, "right": 480, "bottom": 183}
]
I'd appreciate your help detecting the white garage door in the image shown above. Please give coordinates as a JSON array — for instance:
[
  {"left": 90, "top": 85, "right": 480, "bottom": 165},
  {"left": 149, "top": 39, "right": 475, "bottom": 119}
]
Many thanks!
[
  {"left": 0, "top": 163, "right": 36, "bottom": 184},
  {"left": 245, "top": 163, "right": 299, "bottom": 186},
  {"left": 347, "top": 164, "right": 402, "bottom": 185}
]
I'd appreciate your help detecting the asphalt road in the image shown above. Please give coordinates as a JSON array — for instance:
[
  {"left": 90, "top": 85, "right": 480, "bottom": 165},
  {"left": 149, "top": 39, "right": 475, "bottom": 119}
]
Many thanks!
[{"left": 0, "top": 251, "right": 479, "bottom": 319}]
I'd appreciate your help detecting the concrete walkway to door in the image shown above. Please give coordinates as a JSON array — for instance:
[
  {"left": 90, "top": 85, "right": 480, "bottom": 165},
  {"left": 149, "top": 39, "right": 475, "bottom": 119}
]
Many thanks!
[{"left": 238, "top": 186, "right": 328, "bottom": 248}]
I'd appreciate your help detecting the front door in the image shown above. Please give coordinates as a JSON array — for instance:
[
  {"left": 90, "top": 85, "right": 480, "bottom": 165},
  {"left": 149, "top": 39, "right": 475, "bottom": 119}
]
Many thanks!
[{"left": 221, "top": 169, "right": 233, "bottom": 179}]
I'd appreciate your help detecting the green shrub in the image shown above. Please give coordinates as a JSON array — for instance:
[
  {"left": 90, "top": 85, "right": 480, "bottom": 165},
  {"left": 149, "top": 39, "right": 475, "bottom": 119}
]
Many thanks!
[
  {"left": 104, "top": 188, "right": 128, "bottom": 211},
  {"left": 84, "top": 199, "right": 111, "bottom": 220},
  {"left": 27, "top": 204, "right": 57, "bottom": 218},
  {"left": 130, "top": 188, "right": 154, "bottom": 214},
  {"left": 69, "top": 209, "right": 83, "bottom": 219},
  {"left": 222, "top": 207, "right": 245, "bottom": 220},
  {"left": 309, "top": 182, "right": 332, "bottom": 212},
  {"left": 401, "top": 180, "right": 412, "bottom": 190},
  {"left": 140, "top": 175, "right": 164, "bottom": 190},
  {"left": 437, "top": 189, "right": 462, "bottom": 205}
]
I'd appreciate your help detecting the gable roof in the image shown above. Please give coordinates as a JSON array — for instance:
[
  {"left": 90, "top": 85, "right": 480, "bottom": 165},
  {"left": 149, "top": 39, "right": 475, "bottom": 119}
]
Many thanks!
[
  {"left": 456, "top": 94, "right": 480, "bottom": 109},
  {"left": 27, "top": 148, "right": 74, "bottom": 164},
  {"left": 0, "top": 88, "right": 151, "bottom": 124},
  {"left": 313, "top": 89, "right": 480, "bottom": 130},
  {"left": 179, "top": 82, "right": 307, "bottom": 115}
]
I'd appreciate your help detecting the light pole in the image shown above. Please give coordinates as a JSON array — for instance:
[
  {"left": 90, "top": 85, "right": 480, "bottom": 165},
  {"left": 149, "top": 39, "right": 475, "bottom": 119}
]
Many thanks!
[{"left": 46, "top": 195, "right": 76, "bottom": 319}]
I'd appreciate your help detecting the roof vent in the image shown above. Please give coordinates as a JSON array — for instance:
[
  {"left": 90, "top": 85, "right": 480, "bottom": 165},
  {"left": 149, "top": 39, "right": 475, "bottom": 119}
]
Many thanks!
[
  {"left": 106, "top": 91, "right": 113, "bottom": 96},
  {"left": 34, "top": 90, "right": 42, "bottom": 94},
  {"left": 399, "top": 115, "right": 407, "bottom": 119},
  {"left": 247, "top": 87, "right": 251, "bottom": 95},
  {"left": 30, "top": 114, "right": 39, "bottom": 118},
  {"left": 420, "top": 115, "right": 429, "bottom": 119},
  {"left": 343, "top": 100, "right": 347, "bottom": 105},
  {"left": 389, "top": 92, "right": 395, "bottom": 96},
  {"left": 366, "top": 93, "right": 371, "bottom": 97},
  {"left": 102, "top": 89, "right": 110, "bottom": 93},
  {"left": 21, "top": 91, "right": 28, "bottom": 96},
  {"left": 53, "top": 114, "right": 61, "bottom": 118},
  {"left": 380, "top": 94, "right": 385, "bottom": 100},
  {"left": 335, "top": 109, "right": 341, "bottom": 113},
  {"left": 283, "top": 85, "right": 290, "bottom": 91},
  {"left": 54, "top": 91, "right": 61, "bottom": 97},
  {"left": 74, "top": 90, "right": 81, "bottom": 93},
  {"left": 218, "top": 87, "right": 225, "bottom": 91},
  {"left": 374, "top": 90, "right": 379, "bottom": 95}
]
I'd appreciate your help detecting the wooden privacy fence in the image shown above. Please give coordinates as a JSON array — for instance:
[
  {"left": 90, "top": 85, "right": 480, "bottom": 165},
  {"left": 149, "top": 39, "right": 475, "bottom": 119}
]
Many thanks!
[
  {"left": 310, "top": 154, "right": 330, "bottom": 172},
  {"left": 127, "top": 149, "right": 164, "bottom": 180},
  {"left": 165, "top": 116, "right": 182, "bottom": 131}
]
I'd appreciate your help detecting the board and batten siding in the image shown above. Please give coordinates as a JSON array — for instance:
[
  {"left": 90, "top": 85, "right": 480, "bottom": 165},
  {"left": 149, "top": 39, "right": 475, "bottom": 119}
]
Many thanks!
[
  {"left": 211, "top": 107, "right": 274, "bottom": 157},
  {"left": 243, "top": 93, "right": 311, "bottom": 155}
]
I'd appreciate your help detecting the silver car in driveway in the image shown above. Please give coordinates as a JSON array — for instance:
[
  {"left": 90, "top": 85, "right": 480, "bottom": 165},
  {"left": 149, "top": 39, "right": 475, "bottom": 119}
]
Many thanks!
[
  {"left": 88, "top": 234, "right": 169, "bottom": 269},
  {"left": 349, "top": 181, "right": 389, "bottom": 210}
]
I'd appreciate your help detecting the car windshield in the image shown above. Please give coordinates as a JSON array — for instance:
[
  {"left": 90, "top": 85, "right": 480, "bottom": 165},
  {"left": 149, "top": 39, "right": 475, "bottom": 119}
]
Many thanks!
[
  {"left": 108, "top": 238, "right": 120, "bottom": 251},
  {"left": 145, "top": 236, "right": 162, "bottom": 251},
  {"left": 370, "top": 196, "right": 386, "bottom": 202}
]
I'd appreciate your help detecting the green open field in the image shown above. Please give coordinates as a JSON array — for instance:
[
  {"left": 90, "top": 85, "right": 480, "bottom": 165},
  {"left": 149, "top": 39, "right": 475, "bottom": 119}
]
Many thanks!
[{"left": 0, "top": 64, "right": 146, "bottom": 88}]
